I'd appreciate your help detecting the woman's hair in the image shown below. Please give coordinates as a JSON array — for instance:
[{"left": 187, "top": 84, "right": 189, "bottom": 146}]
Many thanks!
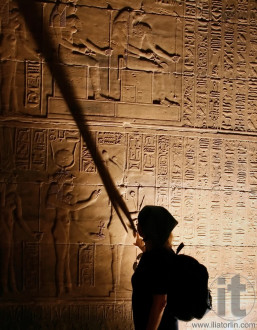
[{"left": 138, "top": 205, "right": 178, "bottom": 248}]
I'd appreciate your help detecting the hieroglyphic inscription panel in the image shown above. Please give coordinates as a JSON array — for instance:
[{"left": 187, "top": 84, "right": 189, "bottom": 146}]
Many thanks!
[
  {"left": 0, "top": 0, "right": 257, "bottom": 328},
  {"left": 78, "top": 244, "right": 95, "bottom": 288},
  {"left": 15, "top": 128, "right": 47, "bottom": 171},
  {"left": 25, "top": 61, "right": 42, "bottom": 114},
  {"left": 0, "top": 301, "right": 134, "bottom": 330},
  {"left": 182, "top": 0, "right": 257, "bottom": 131}
]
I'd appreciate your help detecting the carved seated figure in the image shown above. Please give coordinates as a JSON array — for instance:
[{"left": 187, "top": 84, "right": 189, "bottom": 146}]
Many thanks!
[{"left": 110, "top": 8, "right": 180, "bottom": 106}]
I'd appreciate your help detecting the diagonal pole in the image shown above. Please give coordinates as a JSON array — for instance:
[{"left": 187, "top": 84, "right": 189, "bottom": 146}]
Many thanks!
[{"left": 17, "top": 0, "right": 136, "bottom": 235}]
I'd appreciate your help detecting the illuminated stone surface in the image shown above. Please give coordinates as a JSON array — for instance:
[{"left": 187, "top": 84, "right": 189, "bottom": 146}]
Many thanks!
[{"left": 0, "top": 0, "right": 256, "bottom": 329}]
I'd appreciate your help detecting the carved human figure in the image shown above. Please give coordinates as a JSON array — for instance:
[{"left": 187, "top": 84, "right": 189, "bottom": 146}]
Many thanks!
[
  {"left": 50, "top": 2, "right": 112, "bottom": 100},
  {"left": 129, "top": 15, "right": 180, "bottom": 70},
  {"left": 107, "top": 186, "right": 140, "bottom": 293},
  {"left": 46, "top": 173, "right": 101, "bottom": 296},
  {"left": 111, "top": 8, "right": 180, "bottom": 105},
  {"left": 0, "top": 183, "right": 40, "bottom": 295},
  {"left": 0, "top": 4, "right": 39, "bottom": 114}
]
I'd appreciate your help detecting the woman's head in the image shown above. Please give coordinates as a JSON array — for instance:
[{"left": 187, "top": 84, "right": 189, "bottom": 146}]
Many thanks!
[{"left": 138, "top": 205, "right": 178, "bottom": 248}]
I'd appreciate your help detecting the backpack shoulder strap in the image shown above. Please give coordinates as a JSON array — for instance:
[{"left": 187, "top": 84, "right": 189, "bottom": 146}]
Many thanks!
[{"left": 176, "top": 242, "right": 185, "bottom": 255}]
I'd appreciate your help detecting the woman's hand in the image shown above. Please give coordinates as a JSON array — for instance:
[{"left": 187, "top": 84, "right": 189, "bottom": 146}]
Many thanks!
[{"left": 133, "top": 232, "right": 145, "bottom": 252}]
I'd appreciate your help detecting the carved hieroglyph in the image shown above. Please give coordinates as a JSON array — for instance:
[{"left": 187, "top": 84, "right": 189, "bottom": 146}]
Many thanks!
[{"left": 0, "top": 0, "right": 257, "bottom": 329}]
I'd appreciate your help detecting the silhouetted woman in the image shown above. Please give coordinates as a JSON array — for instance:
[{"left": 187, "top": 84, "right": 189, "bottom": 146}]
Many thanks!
[{"left": 132, "top": 205, "right": 178, "bottom": 330}]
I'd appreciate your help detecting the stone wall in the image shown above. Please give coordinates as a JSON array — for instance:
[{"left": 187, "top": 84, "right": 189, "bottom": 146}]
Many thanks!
[{"left": 0, "top": 0, "right": 256, "bottom": 329}]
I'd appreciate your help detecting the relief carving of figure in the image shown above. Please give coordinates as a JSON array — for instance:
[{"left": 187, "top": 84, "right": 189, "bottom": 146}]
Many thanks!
[
  {"left": 0, "top": 183, "right": 41, "bottom": 295},
  {"left": 129, "top": 13, "right": 180, "bottom": 69},
  {"left": 46, "top": 172, "right": 101, "bottom": 296},
  {"left": 107, "top": 186, "right": 144, "bottom": 293},
  {"left": 110, "top": 8, "right": 180, "bottom": 105},
  {"left": 0, "top": 2, "right": 39, "bottom": 114},
  {"left": 48, "top": 136, "right": 101, "bottom": 296},
  {"left": 50, "top": 1, "right": 112, "bottom": 100}
]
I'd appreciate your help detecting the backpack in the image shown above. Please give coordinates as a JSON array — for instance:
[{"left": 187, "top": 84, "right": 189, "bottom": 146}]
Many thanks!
[{"left": 168, "top": 243, "right": 212, "bottom": 321}]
